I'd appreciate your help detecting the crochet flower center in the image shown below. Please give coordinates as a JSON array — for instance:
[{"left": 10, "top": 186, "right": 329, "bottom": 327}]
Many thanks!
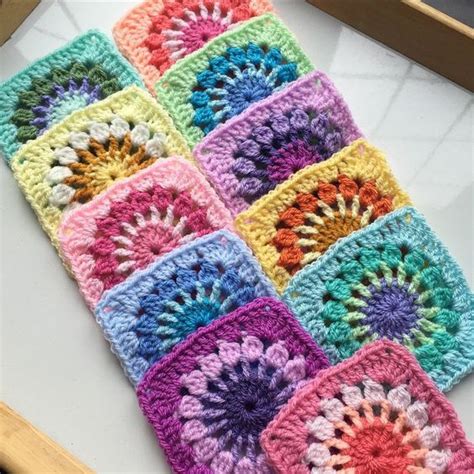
[{"left": 190, "top": 43, "right": 298, "bottom": 134}]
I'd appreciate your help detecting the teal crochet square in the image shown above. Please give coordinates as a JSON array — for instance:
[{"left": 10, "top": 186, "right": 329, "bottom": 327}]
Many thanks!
[
  {"left": 0, "top": 30, "right": 142, "bottom": 164},
  {"left": 284, "top": 206, "right": 474, "bottom": 392},
  {"left": 155, "top": 14, "right": 314, "bottom": 148}
]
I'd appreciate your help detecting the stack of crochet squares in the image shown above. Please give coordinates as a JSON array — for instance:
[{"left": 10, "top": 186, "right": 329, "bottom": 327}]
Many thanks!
[{"left": 1, "top": 0, "right": 472, "bottom": 472}]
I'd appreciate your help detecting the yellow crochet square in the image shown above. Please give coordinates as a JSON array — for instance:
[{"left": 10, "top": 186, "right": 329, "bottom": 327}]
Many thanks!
[
  {"left": 235, "top": 139, "right": 412, "bottom": 293},
  {"left": 11, "top": 85, "right": 191, "bottom": 249}
]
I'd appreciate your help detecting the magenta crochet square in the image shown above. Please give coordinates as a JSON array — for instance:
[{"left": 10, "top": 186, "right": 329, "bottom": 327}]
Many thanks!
[
  {"left": 59, "top": 157, "right": 233, "bottom": 308},
  {"left": 194, "top": 71, "right": 362, "bottom": 215},
  {"left": 137, "top": 297, "right": 329, "bottom": 474},
  {"left": 261, "top": 340, "right": 474, "bottom": 474}
]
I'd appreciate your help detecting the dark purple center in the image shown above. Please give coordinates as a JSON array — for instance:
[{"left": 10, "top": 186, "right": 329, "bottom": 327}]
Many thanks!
[{"left": 361, "top": 281, "right": 420, "bottom": 340}]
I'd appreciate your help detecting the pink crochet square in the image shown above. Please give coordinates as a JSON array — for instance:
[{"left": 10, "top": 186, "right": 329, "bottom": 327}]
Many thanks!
[
  {"left": 137, "top": 297, "right": 329, "bottom": 474},
  {"left": 194, "top": 71, "right": 362, "bottom": 216},
  {"left": 113, "top": 0, "right": 274, "bottom": 92},
  {"left": 59, "top": 157, "right": 233, "bottom": 309},
  {"left": 261, "top": 340, "right": 474, "bottom": 474}
]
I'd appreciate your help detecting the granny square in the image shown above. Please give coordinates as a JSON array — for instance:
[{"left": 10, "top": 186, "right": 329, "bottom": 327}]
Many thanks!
[
  {"left": 137, "top": 297, "right": 329, "bottom": 473},
  {"left": 284, "top": 207, "right": 474, "bottom": 392},
  {"left": 11, "top": 86, "right": 191, "bottom": 249},
  {"left": 59, "top": 157, "right": 233, "bottom": 309},
  {"left": 95, "top": 230, "right": 278, "bottom": 385},
  {"left": 235, "top": 139, "right": 411, "bottom": 293},
  {"left": 113, "top": 0, "right": 273, "bottom": 92},
  {"left": 0, "top": 30, "right": 142, "bottom": 163},
  {"left": 194, "top": 71, "right": 363, "bottom": 215},
  {"left": 155, "top": 13, "right": 314, "bottom": 148},
  {"left": 261, "top": 340, "right": 474, "bottom": 474}
]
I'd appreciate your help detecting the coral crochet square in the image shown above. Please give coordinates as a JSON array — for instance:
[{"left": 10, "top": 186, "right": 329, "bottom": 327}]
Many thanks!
[
  {"left": 137, "top": 297, "right": 329, "bottom": 473},
  {"left": 284, "top": 207, "right": 474, "bottom": 392},
  {"left": 261, "top": 340, "right": 474, "bottom": 474},
  {"left": 155, "top": 13, "right": 313, "bottom": 148},
  {"left": 235, "top": 139, "right": 411, "bottom": 293},
  {"left": 11, "top": 86, "right": 191, "bottom": 249},
  {"left": 95, "top": 230, "right": 278, "bottom": 385},
  {"left": 194, "top": 71, "right": 362, "bottom": 216},
  {"left": 59, "top": 157, "right": 233, "bottom": 309},
  {"left": 0, "top": 30, "right": 142, "bottom": 164},
  {"left": 113, "top": 0, "right": 273, "bottom": 93}
]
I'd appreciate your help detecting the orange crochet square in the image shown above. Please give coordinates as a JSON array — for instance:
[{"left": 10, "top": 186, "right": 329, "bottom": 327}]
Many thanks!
[
  {"left": 235, "top": 139, "right": 412, "bottom": 293},
  {"left": 113, "top": 0, "right": 273, "bottom": 92}
]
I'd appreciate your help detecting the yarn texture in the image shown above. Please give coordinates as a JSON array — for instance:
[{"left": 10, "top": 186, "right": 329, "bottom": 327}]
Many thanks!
[
  {"left": 0, "top": 30, "right": 141, "bottom": 163},
  {"left": 113, "top": 0, "right": 273, "bottom": 92},
  {"left": 137, "top": 297, "right": 329, "bottom": 473},
  {"left": 194, "top": 71, "right": 362, "bottom": 216},
  {"left": 235, "top": 139, "right": 411, "bottom": 293},
  {"left": 155, "top": 13, "right": 313, "bottom": 148},
  {"left": 59, "top": 157, "right": 233, "bottom": 309},
  {"left": 95, "top": 230, "right": 277, "bottom": 385},
  {"left": 284, "top": 206, "right": 474, "bottom": 392},
  {"left": 261, "top": 340, "right": 474, "bottom": 473},
  {"left": 11, "top": 86, "right": 190, "bottom": 249}
]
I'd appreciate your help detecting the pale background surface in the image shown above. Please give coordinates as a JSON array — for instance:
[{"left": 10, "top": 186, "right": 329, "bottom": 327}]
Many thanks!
[{"left": 1, "top": 1, "right": 472, "bottom": 472}]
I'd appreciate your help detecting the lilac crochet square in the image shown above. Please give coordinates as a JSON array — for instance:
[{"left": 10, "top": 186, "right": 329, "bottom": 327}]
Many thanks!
[
  {"left": 194, "top": 71, "right": 362, "bottom": 215},
  {"left": 137, "top": 297, "right": 329, "bottom": 474}
]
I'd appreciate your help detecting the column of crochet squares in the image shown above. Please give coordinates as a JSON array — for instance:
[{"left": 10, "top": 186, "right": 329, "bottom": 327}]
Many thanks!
[
  {"left": 235, "top": 139, "right": 411, "bottom": 293},
  {"left": 283, "top": 206, "right": 474, "bottom": 392},
  {"left": 136, "top": 297, "right": 329, "bottom": 473},
  {"left": 113, "top": 0, "right": 273, "bottom": 92},
  {"left": 261, "top": 340, "right": 474, "bottom": 473},
  {"left": 95, "top": 230, "right": 278, "bottom": 385},
  {"left": 194, "top": 71, "right": 363, "bottom": 216},
  {"left": 155, "top": 13, "right": 313, "bottom": 148},
  {"left": 11, "top": 86, "right": 191, "bottom": 249},
  {"left": 0, "top": 30, "right": 142, "bottom": 163},
  {"left": 59, "top": 157, "right": 233, "bottom": 309}
]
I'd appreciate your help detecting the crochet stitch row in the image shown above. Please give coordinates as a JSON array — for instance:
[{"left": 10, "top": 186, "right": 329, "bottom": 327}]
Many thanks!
[
  {"left": 235, "top": 138, "right": 412, "bottom": 293},
  {"left": 11, "top": 86, "right": 191, "bottom": 249},
  {"left": 284, "top": 206, "right": 474, "bottom": 392},
  {"left": 59, "top": 157, "right": 233, "bottom": 309},
  {"left": 113, "top": 0, "right": 273, "bottom": 92},
  {"left": 0, "top": 30, "right": 142, "bottom": 163},
  {"left": 194, "top": 70, "right": 363, "bottom": 216},
  {"left": 155, "top": 13, "right": 314, "bottom": 147}
]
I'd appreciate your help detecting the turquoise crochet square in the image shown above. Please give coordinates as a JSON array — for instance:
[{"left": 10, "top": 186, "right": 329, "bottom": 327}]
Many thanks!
[
  {"left": 95, "top": 230, "right": 277, "bottom": 385},
  {"left": 0, "top": 30, "right": 142, "bottom": 164},
  {"left": 284, "top": 206, "right": 474, "bottom": 392}
]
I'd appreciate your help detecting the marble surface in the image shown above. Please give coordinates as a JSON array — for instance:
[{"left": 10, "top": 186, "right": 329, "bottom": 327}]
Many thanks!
[{"left": 1, "top": 1, "right": 472, "bottom": 472}]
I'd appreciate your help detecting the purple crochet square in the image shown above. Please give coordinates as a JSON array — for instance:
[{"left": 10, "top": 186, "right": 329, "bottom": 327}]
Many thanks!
[
  {"left": 137, "top": 297, "right": 329, "bottom": 473},
  {"left": 194, "top": 71, "right": 362, "bottom": 216}
]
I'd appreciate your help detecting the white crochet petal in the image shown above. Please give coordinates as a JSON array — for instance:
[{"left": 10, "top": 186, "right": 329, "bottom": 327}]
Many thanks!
[
  {"left": 110, "top": 117, "right": 130, "bottom": 139},
  {"left": 54, "top": 146, "right": 78, "bottom": 165},
  {"left": 69, "top": 131, "right": 90, "bottom": 150},
  {"left": 131, "top": 123, "right": 150, "bottom": 146},
  {"left": 49, "top": 184, "right": 75, "bottom": 207},
  {"left": 89, "top": 122, "right": 110, "bottom": 143}
]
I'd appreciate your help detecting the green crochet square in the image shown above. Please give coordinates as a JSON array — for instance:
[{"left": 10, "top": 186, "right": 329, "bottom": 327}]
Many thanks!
[
  {"left": 155, "top": 14, "right": 314, "bottom": 148},
  {"left": 0, "top": 30, "right": 142, "bottom": 164}
]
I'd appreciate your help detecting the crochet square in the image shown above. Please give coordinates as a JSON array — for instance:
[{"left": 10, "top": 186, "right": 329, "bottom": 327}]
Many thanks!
[
  {"left": 261, "top": 340, "right": 474, "bottom": 474},
  {"left": 194, "top": 71, "right": 363, "bottom": 216},
  {"left": 11, "top": 86, "right": 191, "bottom": 249},
  {"left": 59, "top": 157, "right": 233, "bottom": 309},
  {"left": 235, "top": 139, "right": 411, "bottom": 293},
  {"left": 137, "top": 297, "right": 329, "bottom": 473},
  {"left": 95, "top": 230, "right": 278, "bottom": 385},
  {"left": 0, "top": 30, "right": 142, "bottom": 163},
  {"left": 284, "top": 206, "right": 474, "bottom": 392},
  {"left": 155, "top": 13, "right": 313, "bottom": 148},
  {"left": 113, "top": 0, "right": 273, "bottom": 92}
]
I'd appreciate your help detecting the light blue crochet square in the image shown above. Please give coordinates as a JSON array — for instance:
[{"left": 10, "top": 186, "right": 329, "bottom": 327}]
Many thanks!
[
  {"left": 95, "top": 230, "right": 277, "bottom": 385},
  {"left": 0, "top": 30, "right": 142, "bottom": 163},
  {"left": 284, "top": 206, "right": 474, "bottom": 392}
]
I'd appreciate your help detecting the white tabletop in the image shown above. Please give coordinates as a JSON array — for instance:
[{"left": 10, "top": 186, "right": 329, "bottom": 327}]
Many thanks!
[{"left": 1, "top": 1, "right": 472, "bottom": 472}]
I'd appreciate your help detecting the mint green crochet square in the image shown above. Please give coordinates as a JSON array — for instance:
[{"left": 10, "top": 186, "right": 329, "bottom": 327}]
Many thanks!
[
  {"left": 284, "top": 207, "right": 474, "bottom": 392},
  {"left": 0, "top": 30, "right": 142, "bottom": 164},
  {"left": 155, "top": 14, "right": 313, "bottom": 149}
]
